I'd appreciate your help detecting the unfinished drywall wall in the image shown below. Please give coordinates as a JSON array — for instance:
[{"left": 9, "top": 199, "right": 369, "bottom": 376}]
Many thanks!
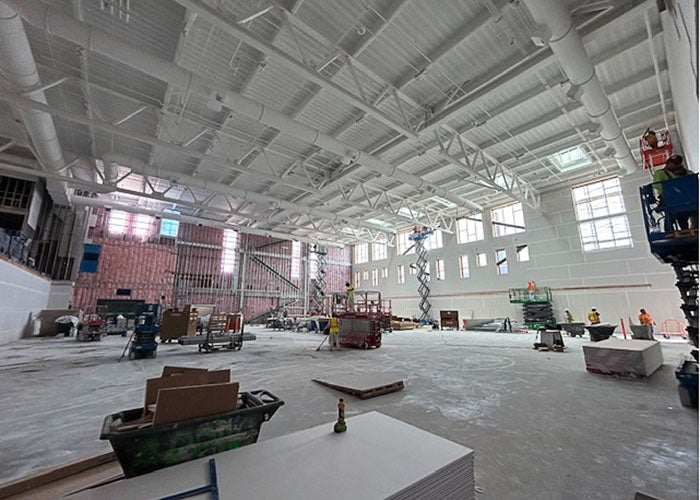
[
  {"left": 357, "top": 171, "right": 685, "bottom": 327},
  {"left": 0, "top": 257, "right": 50, "bottom": 344}
]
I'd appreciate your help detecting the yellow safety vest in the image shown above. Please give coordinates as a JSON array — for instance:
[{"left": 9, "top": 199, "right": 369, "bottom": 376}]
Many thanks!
[
  {"left": 329, "top": 317, "right": 340, "bottom": 334},
  {"left": 588, "top": 311, "right": 600, "bottom": 324}
]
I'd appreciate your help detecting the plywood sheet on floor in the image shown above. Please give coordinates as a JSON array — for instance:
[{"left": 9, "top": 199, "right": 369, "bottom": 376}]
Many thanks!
[
  {"left": 313, "top": 374, "right": 405, "bottom": 399},
  {"left": 75, "top": 412, "right": 474, "bottom": 500}
]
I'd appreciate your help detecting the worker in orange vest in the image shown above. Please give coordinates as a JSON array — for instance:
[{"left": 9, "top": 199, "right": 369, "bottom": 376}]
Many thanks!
[
  {"left": 638, "top": 309, "right": 655, "bottom": 326},
  {"left": 328, "top": 313, "right": 340, "bottom": 351},
  {"left": 527, "top": 280, "right": 535, "bottom": 298}
]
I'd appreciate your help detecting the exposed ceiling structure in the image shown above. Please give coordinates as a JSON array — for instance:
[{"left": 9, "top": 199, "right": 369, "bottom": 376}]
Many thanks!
[{"left": 0, "top": 0, "right": 675, "bottom": 246}]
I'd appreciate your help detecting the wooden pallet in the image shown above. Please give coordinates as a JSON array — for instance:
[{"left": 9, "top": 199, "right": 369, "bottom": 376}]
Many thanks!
[{"left": 312, "top": 374, "right": 405, "bottom": 399}]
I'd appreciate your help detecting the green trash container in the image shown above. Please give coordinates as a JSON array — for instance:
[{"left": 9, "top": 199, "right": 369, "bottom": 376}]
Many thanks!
[{"left": 100, "top": 390, "right": 284, "bottom": 477}]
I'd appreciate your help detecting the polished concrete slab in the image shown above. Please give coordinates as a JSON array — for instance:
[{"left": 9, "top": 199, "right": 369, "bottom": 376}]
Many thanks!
[{"left": 0, "top": 328, "right": 697, "bottom": 500}]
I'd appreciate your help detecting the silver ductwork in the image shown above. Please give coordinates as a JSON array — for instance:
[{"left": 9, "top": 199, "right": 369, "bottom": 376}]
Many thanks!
[
  {"left": 0, "top": 2, "right": 69, "bottom": 203},
  {"left": 523, "top": 0, "right": 638, "bottom": 173},
  {"left": 4, "top": 0, "right": 482, "bottom": 213}
]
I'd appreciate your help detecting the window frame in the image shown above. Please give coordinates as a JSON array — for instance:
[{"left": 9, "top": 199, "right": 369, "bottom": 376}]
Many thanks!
[
  {"left": 571, "top": 177, "right": 633, "bottom": 252},
  {"left": 491, "top": 202, "right": 525, "bottom": 237},
  {"left": 397, "top": 264, "right": 405, "bottom": 284},
  {"left": 435, "top": 259, "right": 445, "bottom": 280},
  {"left": 458, "top": 255, "right": 470, "bottom": 279},
  {"left": 456, "top": 216, "right": 484, "bottom": 244},
  {"left": 495, "top": 248, "right": 508, "bottom": 275},
  {"left": 354, "top": 243, "right": 369, "bottom": 264},
  {"left": 476, "top": 252, "right": 487, "bottom": 267}
]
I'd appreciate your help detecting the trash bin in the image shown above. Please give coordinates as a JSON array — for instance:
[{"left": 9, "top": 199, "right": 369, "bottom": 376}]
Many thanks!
[
  {"left": 559, "top": 322, "right": 585, "bottom": 337},
  {"left": 585, "top": 325, "right": 616, "bottom": 342},
  {"left": 630, "top": 324, "right": 655, "bottom": 340},
  {"left": 100, "top": 390, "right": 284, "bottom": 477}
]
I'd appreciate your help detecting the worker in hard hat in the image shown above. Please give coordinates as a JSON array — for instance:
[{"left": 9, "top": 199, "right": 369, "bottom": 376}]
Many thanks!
[
  {"left": 588, "top": 308, "right": 601, "bottom": 325},
  {"left": 328, "top": 312, "right": 340, "bottom": 351},
  {"left": 643, "top": 128, "right": 659, "bottom": 149},
  {"left": 638, "top": 308, "right": 655, "bottom": 326},
  {"left": 564, "top": 309, "right": 574, "bottom": 323},
  {"left": 345, "top": 281, "right": 354, "bottom": 310}
]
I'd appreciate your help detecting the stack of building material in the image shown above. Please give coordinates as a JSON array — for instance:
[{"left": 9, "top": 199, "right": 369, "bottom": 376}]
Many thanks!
[
  {"left": 313, "top": 374, "right": 405, "bottom": 399},
  {"left": 582, "top": 339, "right": 664, "bottom": 377},
  {"left": 110, "top": 366, "right": 237, "bottom": 431},
  {"left": 79, "top": 412, "right": 475, "bottom": 499}
]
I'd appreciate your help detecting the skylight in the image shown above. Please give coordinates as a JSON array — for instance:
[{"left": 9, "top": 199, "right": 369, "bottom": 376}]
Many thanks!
[
  {"left": 429, "top": 196, "right": 457, "bottom": 209},
  {"left": 366, "top": 218, "right": 393, "bottom": 228},
  {"left": 550, "top": 146, "right": 592, "bottom": 172},
  {"left": 397, "top": 206, "right": 424, "bottom": 219}
]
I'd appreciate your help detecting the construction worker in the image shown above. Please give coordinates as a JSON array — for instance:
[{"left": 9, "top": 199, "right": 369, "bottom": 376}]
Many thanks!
[
  {"left": 638, "top": 308, "right": 655, "bottom": 326},
  {"left": 345, "top": 281, "right": 354, "bottom": 308},
  {"left": 652, "top": 155, "right": 693, "bottom": 231},
  {"left": 643, "top": 128, "right": 659, "bottom": 149},
  {"left": 328, "top": 312, "right": 340, "bottom": 351},
  {"left": 527, "top": 280, "right": 536, "bottom": 299},
  {"left": 588, "top": 308, "right": 601, "bottom": 325},
  {"left": 564, "top": 309, "right": 574, "bottom": 323}
]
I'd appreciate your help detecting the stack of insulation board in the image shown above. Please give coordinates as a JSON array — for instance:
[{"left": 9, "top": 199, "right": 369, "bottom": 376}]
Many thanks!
[
  {"left": 77, "top": 412, "right": 475, "bottom": 499},
  {"left": 582, "top": 339, "right": 664, "bottom": 377}
]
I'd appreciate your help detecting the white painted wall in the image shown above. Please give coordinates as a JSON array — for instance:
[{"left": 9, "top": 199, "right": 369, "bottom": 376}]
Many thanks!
[
  {"left": 0, "top": 258, "right": 50, "bottom": 345},
  {"left": 354, "top": 172, "right": 684, "bottom": 328},
  {"left": 661, "top": 0, "right": 698, "bottom": 171},
  {"left": 47, "top": 281, "right": 74, "bottom": 309}
]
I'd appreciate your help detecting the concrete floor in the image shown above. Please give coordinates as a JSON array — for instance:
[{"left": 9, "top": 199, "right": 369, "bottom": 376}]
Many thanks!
[{"left": 0, "top": 328, "right": 697, "bottom": 499}]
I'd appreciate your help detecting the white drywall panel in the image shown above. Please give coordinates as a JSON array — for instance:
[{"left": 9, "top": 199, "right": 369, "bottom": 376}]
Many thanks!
[{"left": 0, "top": 258, "right": 50, "bottom": 345}]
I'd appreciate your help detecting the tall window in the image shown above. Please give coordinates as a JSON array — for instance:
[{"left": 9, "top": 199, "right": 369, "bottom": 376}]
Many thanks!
[
  {"left": 372, "top": 242, "right": 387, "bottom": 261},
  {"left": 409, "top": 264, "right": 417, "bottom": 275},
  {"left": 572, "top": 177, "right": 633, "bottom": 252},
  {"left": 424, "top": 230, "right": 443, "bottom": 251},
  {"left": 491, "top": 202, "right": 525, "bottom": 237},
  {"left": 459, "top": 255, "right": 470, "bottom": 278},
  {"left": 456, "top": 216, "right": 484, "bottom": 243},
  {"left": 362, "top": 269, "right": 369, "bottom": 281},
  {"left": 476, "top": 252, "right": 487, "bottom": 267},
  {"left": 133, "top": 214, "right": 151, "bottom": 237},
  {"left": 371, "top": 268, "right": 378, "bottom": 286},
  {"left": 516, "top": 244, "right": 530, "bottom": 262},
  {"left": 354, "top": 243, "right": 369, "bottom": 263},
  {"left": 355, "top": 271, "right": 361, "bottom": 288},
  {"left": 108, "top": 210, "right": 128, "bottom": 234},
  {"left": 291, "top": 240, "right": 301, "bottom": 279},
  {"left": 397, "top": 231, "right": 414, "bottom": 255},
  {"left": 435, "top": 259, "right": 445, "bottom": 280},
  {"left": 381, "top": 267, "right": 388, "bottom": 278},
  {"left": 495, "top": 248, "right": 508, "bottom": 275},
  {"left": 397, "top": 264, "right": 405, "bottom": 284},
  {"left": 221, "top": 229, "right": 238, "bottom": 273}
]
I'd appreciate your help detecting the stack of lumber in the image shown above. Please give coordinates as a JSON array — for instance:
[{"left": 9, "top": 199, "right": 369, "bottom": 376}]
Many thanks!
[
  {"left": 582, "top": 339, "right": 664, "bottom": 377},
  {"left": 77, "top": 412, "right": 475, "bottom": 499}
]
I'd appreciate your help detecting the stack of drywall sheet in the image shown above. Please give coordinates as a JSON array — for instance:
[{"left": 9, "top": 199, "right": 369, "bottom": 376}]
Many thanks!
[
  {"left": 582, "top": 339, "right": 664, "bottom": 377},
  {"left": 76, "top": 412, "right": 474, "bottom": 500}
]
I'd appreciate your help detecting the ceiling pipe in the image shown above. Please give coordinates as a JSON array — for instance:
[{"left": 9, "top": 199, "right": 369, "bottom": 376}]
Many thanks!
[
  {"left": 4, "top": 0, "right": 482, "bottom": 213},
  {"left": 101, "top": 153, "right": 393, "bottom": 235},
  {"left": 523, "top": 0, "right": 638, "bottom": 173},
  {"left": 0, "top": 2, "right": 69, "bottom": 203}
]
